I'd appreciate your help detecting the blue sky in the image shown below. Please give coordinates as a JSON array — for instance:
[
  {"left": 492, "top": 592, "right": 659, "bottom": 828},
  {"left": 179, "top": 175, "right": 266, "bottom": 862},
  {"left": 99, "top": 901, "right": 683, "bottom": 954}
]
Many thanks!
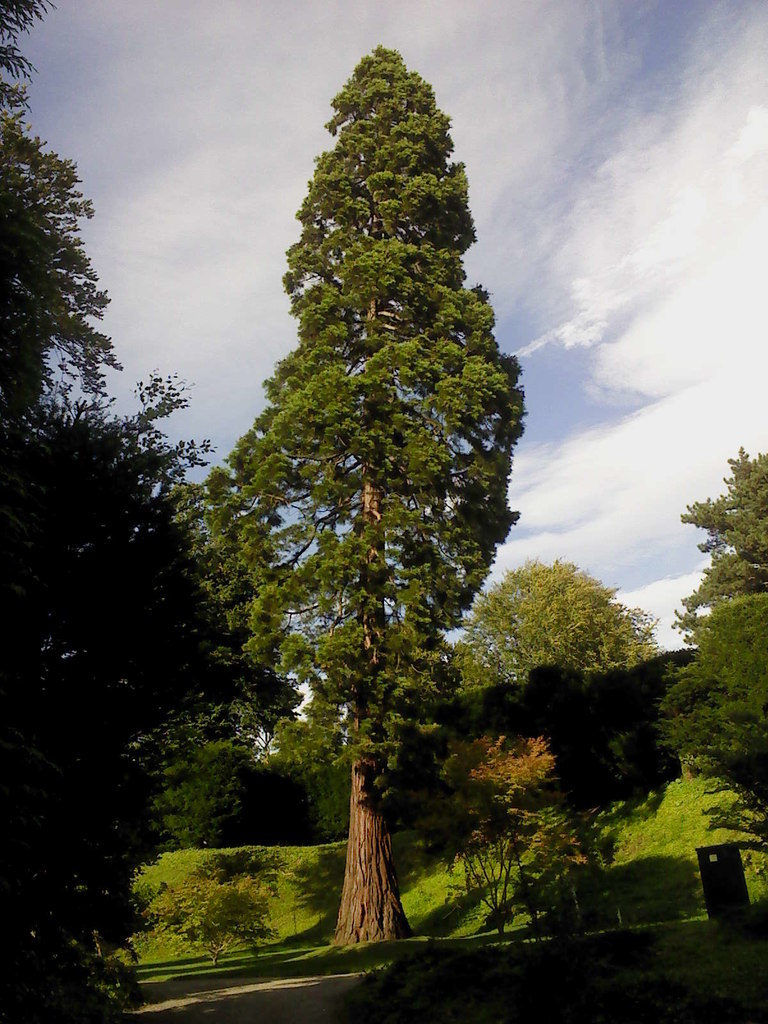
[{"left": 21, "top": 1, "right": 768, "bottom": 647}]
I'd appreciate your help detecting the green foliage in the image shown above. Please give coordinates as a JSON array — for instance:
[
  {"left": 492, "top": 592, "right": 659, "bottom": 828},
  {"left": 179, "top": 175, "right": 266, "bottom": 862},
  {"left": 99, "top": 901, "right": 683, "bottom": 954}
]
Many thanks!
[
  {"left": 458, "top": 559, "right": 658, "bottom": 688},
  {"left": 448, "top": 651, "right": 687, "bottom": 809},
  {"left": 152, "top": 740, "right": 252, "bottom": 849},
  {"left": 0, "top": 390, "right": 212, "bottom": 1022},
  {"left": 135, "top": 843, "right": 345, "bottom": 957},
  {"left": 1, "top": 19, "right": 214, "bottom": 992},
  {"left": 345, "top": 931, "right": 764, "bottom": 1024},
  {"left": 173, "top": 481, "right": 301, "bottom": 761},
  {"left": 207, "top": 46, "right": 524, "bottom": 774},
  {"left": 146, "top": 852, "right": 276, "bottom": 964},
  {"left": 1, "top": 1, "right": 117, "bottom": 417},
  {"left": 0, "top": 11, "right": 137, "bottom": 1003},
  {"left": 427, "top": 736, "right": 584, "bottom": 935},
  {"left": 0, "top": 109, "right": 118, "bottom": 416},
  {"left": 0, "top": 2, "right": 51, "bottom": 107},
  {"left": 662, "top": 593, "right": 768, "bottom": 846},
  {"left": 151, "top": 738, "right": 314, "bottom": 849},
  {"left": 272, "top": 715, "right": 351, "bottom": 840},
  {"left": 520, "top": 653, "right": 686, "bottom": 806},
  {"left": 678, "top": 449, "right": 768, "bottom": 636}
]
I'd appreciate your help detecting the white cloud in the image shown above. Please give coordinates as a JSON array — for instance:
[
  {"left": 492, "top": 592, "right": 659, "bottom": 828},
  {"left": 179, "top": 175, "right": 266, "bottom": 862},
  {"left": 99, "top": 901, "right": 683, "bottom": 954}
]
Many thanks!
[
  {"left": 517, "top": 8, "right": 768, "bottom": 358},
  {"left": 21, "top": 1, "right": 768, "bottom": 598},
  {"left": 618, "top": 569, "right": 705, "bottom": 651},
  {"left": 23, "top": 0, "right": 637, "bottom": 454},
  {"left": 497, "top": 360, "right": 768, "bottom": 596},
  {"left": 495, "top": 6, "right": 768, "bottom": 611},
  {"left": 593, "top": 207, "right": 768, "bottom": 400}
]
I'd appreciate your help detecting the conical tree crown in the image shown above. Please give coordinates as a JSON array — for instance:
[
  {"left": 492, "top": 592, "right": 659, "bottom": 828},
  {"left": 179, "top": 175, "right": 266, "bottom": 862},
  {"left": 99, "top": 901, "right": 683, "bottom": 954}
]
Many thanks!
[
  {"left": 287, "top": 46, "right": 474, "bottom": 269},
  {"left": 211, "top": 47, "right": 523, "bottom": 742}
]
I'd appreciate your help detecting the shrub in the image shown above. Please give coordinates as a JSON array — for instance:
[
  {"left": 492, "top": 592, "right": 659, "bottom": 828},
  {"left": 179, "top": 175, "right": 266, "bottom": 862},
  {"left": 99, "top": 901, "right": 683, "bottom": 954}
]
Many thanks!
[{"left": 145, "top": 852, "right": 276, "bottom": 963}]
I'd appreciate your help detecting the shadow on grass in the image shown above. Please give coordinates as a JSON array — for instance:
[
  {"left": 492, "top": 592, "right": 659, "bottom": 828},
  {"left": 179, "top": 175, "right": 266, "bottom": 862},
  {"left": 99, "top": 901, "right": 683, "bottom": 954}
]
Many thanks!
[
  {"left": 410, "top": 885, "right": 488, "bottom": 937},
  {"left": 589, "top": 847, "right": 708, "bottom": 929},
  {"left": 598, "top": 788, "right": 667, "bottom": 854},
  {"left": 138, "top": 952, "right": 262, "bottom": 982},
  {"left": 138, "top": 940, "right": 377, "bottom": 983},
  {"left": 283, "top": 844, "right": 346, "bottom": 944},
  {"left": 138, "top": 928, "right": 509, "bottom": 988}
]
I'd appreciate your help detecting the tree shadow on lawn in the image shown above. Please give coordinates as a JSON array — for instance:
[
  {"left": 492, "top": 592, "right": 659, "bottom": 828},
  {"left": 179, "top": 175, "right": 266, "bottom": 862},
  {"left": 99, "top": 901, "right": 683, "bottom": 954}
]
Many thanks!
[
  {"left": 138, "top": 934, "right": 468, "bottom": 989},
  {"left": 597, "top": 788, "right": 667, "bottom": 850},
  {"left": 138, "top": 943, "right": 361, "bottom": 985},
  {"left": 407, "top": 884, "right": 488, "bottom": 937},
  {"left": 593, "top": 854, "right": 704, "bottom": 928},
  {"left": 281, "top": 844, "right": 346, "bottom": 944},
  {"left": 137, "top": 952, "right": 263, "bottom": 983}
]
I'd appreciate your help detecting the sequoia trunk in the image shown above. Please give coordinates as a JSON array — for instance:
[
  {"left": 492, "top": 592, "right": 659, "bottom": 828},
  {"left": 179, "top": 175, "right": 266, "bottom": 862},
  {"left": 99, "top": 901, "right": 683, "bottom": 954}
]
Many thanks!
[
  {"left": 334, "top": 314, "right": 411, "bottom": 944},
  {"left": 333, "top": 758, "right": 411, "bottom": 943}
]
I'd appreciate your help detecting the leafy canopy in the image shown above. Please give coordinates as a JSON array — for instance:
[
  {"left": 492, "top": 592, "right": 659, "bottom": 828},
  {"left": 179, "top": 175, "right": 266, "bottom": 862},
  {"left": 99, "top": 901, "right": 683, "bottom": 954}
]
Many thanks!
[
  {"left": 0, "top": 389, "right": 213, "bottom": 1024},
  {"left": 0, "top": 110, "right": 118, "bottom": 415},
  {"left": 1, "top": 1, "right": 118, "bottom": 418},
  {"left": 0, "top": 1, "right": 52, "bottom": 106},
  {"left": 459, "top": 559, "right": 658, "bottom": 688}
]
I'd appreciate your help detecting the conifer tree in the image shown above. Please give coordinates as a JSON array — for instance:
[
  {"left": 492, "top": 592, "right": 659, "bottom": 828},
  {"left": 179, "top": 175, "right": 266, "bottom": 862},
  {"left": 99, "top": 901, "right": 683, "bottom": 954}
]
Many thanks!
[
  {"left": 678, "top": 449, "right": 768, "bottom": 637},
  {"left": 209, "top": 47, "right": 524, "bottom": 943}
]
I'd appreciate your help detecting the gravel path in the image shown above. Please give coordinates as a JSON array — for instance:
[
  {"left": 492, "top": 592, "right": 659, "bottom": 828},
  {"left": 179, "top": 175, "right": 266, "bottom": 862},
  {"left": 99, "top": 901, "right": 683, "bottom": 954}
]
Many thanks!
[{"left": 130, "top": 973, "right": 363, "bottom": 1023}]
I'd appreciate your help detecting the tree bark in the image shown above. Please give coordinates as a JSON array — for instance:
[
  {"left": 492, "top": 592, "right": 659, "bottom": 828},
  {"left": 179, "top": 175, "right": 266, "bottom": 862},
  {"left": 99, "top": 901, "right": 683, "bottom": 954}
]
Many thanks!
[
  {"left": 333, "top": 758, "right": 411, "bottom": 944},
  {"left": 334, "top": 295, "right": 411, "bottom": 945}
]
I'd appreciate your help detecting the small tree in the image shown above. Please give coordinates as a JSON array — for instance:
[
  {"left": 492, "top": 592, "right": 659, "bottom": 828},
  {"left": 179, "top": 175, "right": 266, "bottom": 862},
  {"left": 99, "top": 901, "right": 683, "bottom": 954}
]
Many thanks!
[
  {"left": 440, "top": 736, "right": 584, "bottom": 936},
  {"left": 147, "top": 856, "right": 276, "bottom": 965}
]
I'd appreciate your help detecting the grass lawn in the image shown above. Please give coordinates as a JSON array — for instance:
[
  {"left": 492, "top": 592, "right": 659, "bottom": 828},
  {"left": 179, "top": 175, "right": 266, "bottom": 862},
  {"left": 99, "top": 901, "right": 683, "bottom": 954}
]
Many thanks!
[
  {"left": 133, "top": 831, "right": 485, "bottom": 975},
  {"left": 344, "top": 920, "right": 768, "bottom": 1024},
  {"left": 133, "top": 773, "right": 768, "bottom": 1016},
  {"left": 594, "top": 774, "right": 768, "bottom": 926}
]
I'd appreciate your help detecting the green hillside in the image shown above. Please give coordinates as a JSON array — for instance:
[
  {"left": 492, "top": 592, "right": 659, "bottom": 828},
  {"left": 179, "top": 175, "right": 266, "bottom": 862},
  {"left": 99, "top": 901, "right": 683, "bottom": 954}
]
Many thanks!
[
  {"left": 133, "top": 775, "right": 768, "bottom": 982},
  {"left": 134, "top": 833, "right": 482, "bottom": 962},
  {"left": 594, "top": 774, "right": 768, "bottom": 926}
]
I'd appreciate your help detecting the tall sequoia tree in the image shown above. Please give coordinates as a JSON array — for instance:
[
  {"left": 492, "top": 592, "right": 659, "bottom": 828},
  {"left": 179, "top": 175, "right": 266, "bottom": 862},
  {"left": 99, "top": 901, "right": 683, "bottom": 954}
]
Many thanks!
[{"left": 208, "top": 47, "right": 524, "bottom": 943}]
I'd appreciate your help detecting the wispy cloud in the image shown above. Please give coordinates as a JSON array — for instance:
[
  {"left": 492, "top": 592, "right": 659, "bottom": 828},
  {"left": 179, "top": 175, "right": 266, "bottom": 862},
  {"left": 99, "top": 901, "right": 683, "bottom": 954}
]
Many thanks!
[
  {"left": 488, "top": 6, "right": 768, "bottom": 641},
  {"left": 22, "top": 2, "right": 768, "bottom": 628},
  {"left": 618, "top": 569, "right": 705, "bottom": 651}
]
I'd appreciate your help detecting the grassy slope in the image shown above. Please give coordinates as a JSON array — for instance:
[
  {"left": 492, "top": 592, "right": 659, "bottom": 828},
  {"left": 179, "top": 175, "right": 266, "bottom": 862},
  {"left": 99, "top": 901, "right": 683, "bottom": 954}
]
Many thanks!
[
  {"left": 134, "top": 775, "right": 768, "bottom": 986},
  {"left": 134, "top": 835, "right": 482, "bottom": 968},
  {"left": 594, "top": 774, "right": 768, "bottom": 926}
]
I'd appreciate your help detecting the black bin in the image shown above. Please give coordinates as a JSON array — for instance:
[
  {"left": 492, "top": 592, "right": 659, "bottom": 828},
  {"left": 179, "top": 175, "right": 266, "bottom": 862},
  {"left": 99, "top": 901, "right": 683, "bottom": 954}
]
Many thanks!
[{"left": 696, "top": 843, "right": 749, "bottom": 918}]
